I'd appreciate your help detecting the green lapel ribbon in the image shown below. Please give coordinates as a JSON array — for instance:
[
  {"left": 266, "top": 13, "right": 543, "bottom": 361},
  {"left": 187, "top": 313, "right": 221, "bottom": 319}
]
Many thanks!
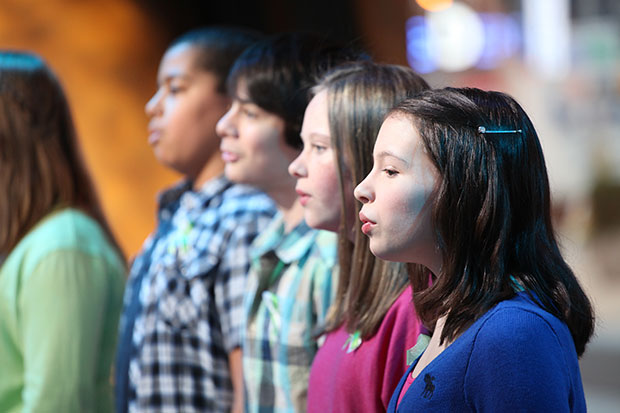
[{"left": 342, "top": 330, "right": 362, "bottom": 353}]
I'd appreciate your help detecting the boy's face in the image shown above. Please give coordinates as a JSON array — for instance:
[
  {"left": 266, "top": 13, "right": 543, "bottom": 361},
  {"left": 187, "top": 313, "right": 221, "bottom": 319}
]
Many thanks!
[
  {"left": 216, "top": 82, "right": 299, "bottom": 194},
  {"left": 145, "top": 42, "right": 229, "bottom": 178}
]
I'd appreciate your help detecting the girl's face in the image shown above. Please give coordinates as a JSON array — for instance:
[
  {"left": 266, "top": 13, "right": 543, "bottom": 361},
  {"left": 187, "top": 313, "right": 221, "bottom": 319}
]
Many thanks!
[
  {"left": 289, "top": 90, "right": 355, "bottom": 233},
  {"left": 354, "top": 115, "right": 440, "bottom": 271},
  {"left": 145, "top": 43, "right": 229, "bottom": 178},
  {"left": 216, "top": 81, "right": 298, "bottom": 192}
]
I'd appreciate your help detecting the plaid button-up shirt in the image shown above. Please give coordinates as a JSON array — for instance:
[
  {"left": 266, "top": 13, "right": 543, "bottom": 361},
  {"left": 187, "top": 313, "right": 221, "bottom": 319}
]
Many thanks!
[
  {"left": 242, "top": 214, "right": 338, "bottom": 412},
  {"left": 116, "top": 176, "right": 276, "bottom": 413}
]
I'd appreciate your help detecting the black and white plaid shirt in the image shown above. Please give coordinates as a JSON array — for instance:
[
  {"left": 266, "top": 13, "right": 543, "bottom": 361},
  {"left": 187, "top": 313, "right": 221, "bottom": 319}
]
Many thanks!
[{"left": 116, "top": 176, "right": 276, "bottom": 413}]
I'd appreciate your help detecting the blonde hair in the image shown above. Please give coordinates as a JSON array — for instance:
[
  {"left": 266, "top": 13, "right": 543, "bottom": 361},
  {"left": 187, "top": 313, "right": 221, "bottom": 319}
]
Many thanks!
[{"left": 316, "top": 61, "right": 429, "bottom": 338}]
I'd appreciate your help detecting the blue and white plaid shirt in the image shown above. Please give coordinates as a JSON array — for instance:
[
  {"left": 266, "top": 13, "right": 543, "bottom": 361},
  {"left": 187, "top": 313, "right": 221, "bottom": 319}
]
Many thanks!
[{"left": 116, "top": 176, "right": 276, "bottom": 413}]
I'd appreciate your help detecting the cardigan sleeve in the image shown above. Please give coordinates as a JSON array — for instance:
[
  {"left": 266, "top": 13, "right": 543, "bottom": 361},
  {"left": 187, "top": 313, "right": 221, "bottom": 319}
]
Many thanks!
[
  {"left": 19, "top": 249, "right": 113, "bottom": 413},
  {"left": 464, "top": 308, "right": 575, "bottom": 412}
]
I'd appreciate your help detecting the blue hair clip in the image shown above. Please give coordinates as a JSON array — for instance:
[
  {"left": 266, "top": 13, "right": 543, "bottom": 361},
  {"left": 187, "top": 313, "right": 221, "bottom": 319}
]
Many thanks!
[{"left": 478, "top": 126, "right": 522, "bottom": 134}]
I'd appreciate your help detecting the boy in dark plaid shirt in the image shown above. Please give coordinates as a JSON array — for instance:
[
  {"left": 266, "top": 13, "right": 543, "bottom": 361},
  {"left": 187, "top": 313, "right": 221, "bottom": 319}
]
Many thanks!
[{"left": 115, "top": 27, "right": 276, "bottom": 413}]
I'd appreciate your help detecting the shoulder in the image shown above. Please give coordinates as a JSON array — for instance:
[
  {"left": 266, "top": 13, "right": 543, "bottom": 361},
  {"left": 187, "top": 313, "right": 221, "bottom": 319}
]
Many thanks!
[
  {"left": 463, "top": 294, "right": 584, "bottom": 410},
  {"left": 157, "top": 179, "right": 192, "bottom": 207},
  {"left": 219, "top": 183, "right": 276, "bottom": 217},
  {"left": 16, "top": 208, "right": 107, "bottom": 252},
  {"left": 8, "top": 208, "right": 121, "bottom": 274},
  {"left": 464, "top": 293, "right": 579, "bottom": 386},
  {"left": 374, "top": 287, "right": 420, "bottom": 342},
  {"left": 286, "top": 225, "right": 338, "bottom": 271},
  {"left": 306, "top": 229, "right": 338, "bottom": 268},
  {"left": 385, "top": 287, "right": 415, "bottom": 322},
  {"left": 184, "top": 181, "right": 275, "bottom": 242},
  {"left": 473, "top": 294, "right": 573, "bottom": 350}
]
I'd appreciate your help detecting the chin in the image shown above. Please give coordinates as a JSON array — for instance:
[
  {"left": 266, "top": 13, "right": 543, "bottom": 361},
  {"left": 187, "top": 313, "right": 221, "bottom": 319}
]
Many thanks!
[
  {"left": 307, "top": 215, "right": 339, "bottom": 233},
  {"left": 306, "top": 219, "right": 334, "bottom": 233},
  {"left": 157, "top": 157, "right": 184, "bottom": 175},
  {"left": 369, "top": 243, "right": 406, "bottom": 263},
  {"left": 368, "top": 243, "right": 387, "bottom": 260},
  {"left": 224, "top": 166, "right": 244, "bottom": 184}
]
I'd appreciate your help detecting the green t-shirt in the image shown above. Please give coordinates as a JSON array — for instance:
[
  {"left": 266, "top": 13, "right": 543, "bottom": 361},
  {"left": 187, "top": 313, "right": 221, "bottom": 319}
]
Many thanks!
[{"left": 0, "top": 208, "right": 126, "bottom": 413}]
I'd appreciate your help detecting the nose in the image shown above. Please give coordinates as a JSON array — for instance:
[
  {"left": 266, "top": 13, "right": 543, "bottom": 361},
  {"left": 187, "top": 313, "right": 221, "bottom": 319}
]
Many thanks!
[
  {"left": 288, "top": 150, "right": 307, "bottom": 179},
  {"left": 216, "top": 106, "right": 237, "bottom": 140},
  {"left": 354, "top": 176, "right": 374, "bottom": 204},
  {"left": 145, "top": 89, "right": 163, "bottom": 118}
]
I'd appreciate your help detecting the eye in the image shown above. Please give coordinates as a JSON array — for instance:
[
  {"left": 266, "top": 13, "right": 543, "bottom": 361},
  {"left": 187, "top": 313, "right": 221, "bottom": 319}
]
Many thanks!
[
  {"left": 168, "top": 84, "right": 184, "bottom": 94},
  {"left": 382, "top": 168, "right": 398, "bottom": 177},
  {"left": 312, "top": 143, "right": 327, "bottom": 153},
  {"left": 242, "top": 107, "right": 258, "bottom": 119}
]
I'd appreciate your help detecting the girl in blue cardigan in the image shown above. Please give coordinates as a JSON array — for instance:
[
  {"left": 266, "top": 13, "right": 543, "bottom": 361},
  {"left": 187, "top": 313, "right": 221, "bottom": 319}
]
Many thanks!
[{"left": 354, "top": 87, "right": 594, "bottom": 412}]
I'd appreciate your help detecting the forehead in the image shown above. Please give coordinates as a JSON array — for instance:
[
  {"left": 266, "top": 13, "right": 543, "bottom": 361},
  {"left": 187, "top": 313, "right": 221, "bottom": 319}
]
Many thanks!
[
  {"left": 307, "top": 89, "right": 328, "bottom": 111},
  {"left": 301, "top": 90, "right": 329, "bottom": 132},
  {"left": 232, "top": 79, "right": 251, "bottom": 101},
  {"left": 376, "top": 115, "right": 420, "bottom": 149},
  {"left": 158, "top": 43, "right": 202, "bottom": 77}
]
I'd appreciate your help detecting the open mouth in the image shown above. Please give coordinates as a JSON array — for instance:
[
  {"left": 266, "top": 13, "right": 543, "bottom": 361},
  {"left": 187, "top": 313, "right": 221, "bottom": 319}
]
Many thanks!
[
  {"left": 295, "top": 189, "right": 310, "bottom": 206},
  {"left": 359, "top": 211, "right": 376, "bottom": 235},
  {"left": 220, "top": 150, "right": 239, "bottom": 163}
]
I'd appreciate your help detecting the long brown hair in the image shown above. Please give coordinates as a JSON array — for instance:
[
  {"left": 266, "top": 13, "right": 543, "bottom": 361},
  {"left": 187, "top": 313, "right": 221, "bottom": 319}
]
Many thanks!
[
  {"left": 394, "top": 88, "right": 594, "bottom": 356},
  {"left": 0, "top": 51, "right": 123, "bottom": 258},
  {"left": 317, "top": 62, "right": 429, "bottom": 338}
]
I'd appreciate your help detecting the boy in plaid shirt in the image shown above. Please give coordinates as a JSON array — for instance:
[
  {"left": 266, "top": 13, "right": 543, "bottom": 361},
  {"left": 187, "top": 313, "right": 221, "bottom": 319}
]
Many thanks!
[{"left": 115, "top": 27, "right": 276, "bottom": 413}]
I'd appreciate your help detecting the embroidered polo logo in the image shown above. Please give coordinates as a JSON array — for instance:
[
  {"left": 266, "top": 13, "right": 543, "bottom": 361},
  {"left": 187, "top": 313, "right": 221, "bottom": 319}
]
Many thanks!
[{"left": 422, "top": 374, "right": 435, "bottom": 399}]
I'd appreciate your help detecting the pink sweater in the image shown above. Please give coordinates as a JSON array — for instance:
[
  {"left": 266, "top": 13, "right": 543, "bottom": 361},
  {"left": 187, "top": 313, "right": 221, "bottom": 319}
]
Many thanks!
[{"left": 307, "top": 287, "right": 423, "bottom": 412}]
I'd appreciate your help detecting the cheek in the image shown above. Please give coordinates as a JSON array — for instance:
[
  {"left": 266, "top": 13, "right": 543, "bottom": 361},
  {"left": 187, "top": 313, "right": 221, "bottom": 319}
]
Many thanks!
[
  {"left": 406, "top": 187, "right": 432, "bottom": 218},
  {"left": 381, "top": 186, "right": 429, "bottom": 232},
  {"left": 320, "top": 164, "right": 340, "bottom": 195},
  {"left": 241, "top": 126, "right": 276, "bottom": 159},
  {"left": 306, "top": 162, "right": 342, "bottom": 228},
  {"left": 390, "top": 188, "right": 435, "bottom": 257},
  {"left": 168, "top": 99, "right": 208, "bottom": 137},
  {"left": 242, "top": 127, "right": 292, "bottom": 184},
  {"left": 304, "top": 156, "right": 336, "bottom": 194}
]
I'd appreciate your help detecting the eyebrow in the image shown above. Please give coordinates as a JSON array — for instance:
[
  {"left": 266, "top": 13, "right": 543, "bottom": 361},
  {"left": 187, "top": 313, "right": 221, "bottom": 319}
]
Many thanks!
[
  {"left": 375, "top": 150, "right": 410, "bottom": 167},
  {"left": 306, "top": 132, "right": 330, "bottom": 140},
  {"left": 229, "top": 90, "right": 256, "bottom": 105},
  {"left": 157, "top": 75, "right": 189, "bottom": 88}
]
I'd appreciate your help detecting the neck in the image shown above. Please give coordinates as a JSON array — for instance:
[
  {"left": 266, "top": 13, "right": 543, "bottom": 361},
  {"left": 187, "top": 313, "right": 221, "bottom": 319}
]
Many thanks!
[
  {"left": 265, "top": 180, "right": 304, "bottom": 233},
  {"left": 281, "top": 200, "right": 305, "bottom": 233},
  {"left": 192, "top": 151, "right": 225, "bottom": 190},
  {"left": 420, "top": 243, "right": 442, "bottom": 279}
]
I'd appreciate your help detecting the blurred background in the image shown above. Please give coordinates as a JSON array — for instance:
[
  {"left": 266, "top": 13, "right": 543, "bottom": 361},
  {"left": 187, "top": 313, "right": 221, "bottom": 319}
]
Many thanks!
[{"left": 1, "top": 0, "right": 618, "bottom": 410}]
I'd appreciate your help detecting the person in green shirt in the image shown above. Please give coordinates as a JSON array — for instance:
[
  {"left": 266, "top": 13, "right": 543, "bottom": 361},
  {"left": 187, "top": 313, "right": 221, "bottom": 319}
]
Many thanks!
[{"left": 0, "top": 51, "right": 126, "bottom": 413}]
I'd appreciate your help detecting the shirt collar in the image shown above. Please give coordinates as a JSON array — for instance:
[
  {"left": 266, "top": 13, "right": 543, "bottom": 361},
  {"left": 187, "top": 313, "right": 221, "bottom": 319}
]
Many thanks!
[
  {"left": 157, "top": 175, "right": 232, "bottom": 213},
  {"left": 251, "top": 213, "right": 321, "bottom": 264}
]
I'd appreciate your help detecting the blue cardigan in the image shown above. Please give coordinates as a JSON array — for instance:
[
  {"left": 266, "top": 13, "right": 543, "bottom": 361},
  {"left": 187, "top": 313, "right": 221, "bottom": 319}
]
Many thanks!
[{"left": 388, "top": 292, "right": 586, "bottom": 412}]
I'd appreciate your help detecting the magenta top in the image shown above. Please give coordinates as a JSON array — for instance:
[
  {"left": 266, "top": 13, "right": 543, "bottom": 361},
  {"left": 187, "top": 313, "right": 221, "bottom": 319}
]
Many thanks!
[
  {"left": 396, "top": 371, "right": 416, "bottom": 406},
  {"left": 307, "top": 287, "right": 423, "bottom": 412}
]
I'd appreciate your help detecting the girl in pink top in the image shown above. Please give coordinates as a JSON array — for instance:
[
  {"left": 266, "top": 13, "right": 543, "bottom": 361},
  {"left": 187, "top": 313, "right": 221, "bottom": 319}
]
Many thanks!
[{"left": 288, "top": 62, "right": 429, "bottom": 412}]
